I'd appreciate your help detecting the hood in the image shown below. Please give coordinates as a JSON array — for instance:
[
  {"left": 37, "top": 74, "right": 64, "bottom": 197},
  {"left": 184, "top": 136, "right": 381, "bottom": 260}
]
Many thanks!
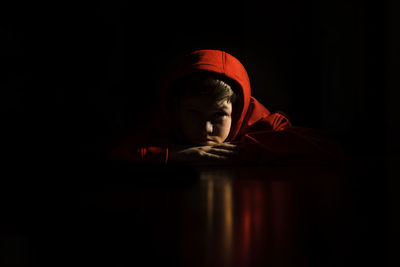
[{"left": 159, "top": 49, "right": 252, "bottom": 141}]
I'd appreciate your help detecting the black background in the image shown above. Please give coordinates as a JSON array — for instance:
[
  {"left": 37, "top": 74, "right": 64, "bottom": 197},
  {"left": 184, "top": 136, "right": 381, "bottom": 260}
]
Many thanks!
[
  {"left": 2, "top": 1, "right": 398, "bottom": 157},
  {"left": 1, "top": 1, "right": 399, "bottom": 266}
]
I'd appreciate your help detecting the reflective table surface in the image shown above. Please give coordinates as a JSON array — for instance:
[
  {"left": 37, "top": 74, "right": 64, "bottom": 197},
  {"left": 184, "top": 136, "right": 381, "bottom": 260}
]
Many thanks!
[{"left": 0, "top": 157, "right": 393, "bottom": 266}]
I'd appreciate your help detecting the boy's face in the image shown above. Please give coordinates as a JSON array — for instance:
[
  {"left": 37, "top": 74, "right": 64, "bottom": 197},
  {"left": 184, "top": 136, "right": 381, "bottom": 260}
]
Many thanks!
[{"left": 177, "top": 95, "right": 233, "bottom": 145}]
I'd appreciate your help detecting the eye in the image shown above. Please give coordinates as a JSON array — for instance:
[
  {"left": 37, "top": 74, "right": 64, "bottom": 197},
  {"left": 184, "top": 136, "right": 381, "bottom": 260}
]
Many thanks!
[
  {"left": 215, "top": 111, "right": 227, "bottom": 117},
  {"left": 213, "top": 112, "right": 228, "bottom": 122}
]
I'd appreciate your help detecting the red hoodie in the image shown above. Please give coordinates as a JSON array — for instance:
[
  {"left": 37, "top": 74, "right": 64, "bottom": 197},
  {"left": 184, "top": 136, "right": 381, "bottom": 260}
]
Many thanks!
[{"left": 108, "top": 50, "right": 343, "bottom": 165}]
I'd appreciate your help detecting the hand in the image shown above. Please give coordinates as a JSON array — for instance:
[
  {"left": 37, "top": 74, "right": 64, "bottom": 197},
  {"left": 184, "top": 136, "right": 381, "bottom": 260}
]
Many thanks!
[{"left": 168, "top": 143, "right": 239, "bottom": 164}]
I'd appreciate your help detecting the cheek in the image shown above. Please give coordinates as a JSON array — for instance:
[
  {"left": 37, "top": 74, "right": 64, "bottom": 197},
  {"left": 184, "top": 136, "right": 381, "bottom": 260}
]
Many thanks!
[
  {"left": 215, "top": 118, "right": 232, "bottom": 141},
  {"left": 179, "top": 114, "right": 198, "bottom": 135}
]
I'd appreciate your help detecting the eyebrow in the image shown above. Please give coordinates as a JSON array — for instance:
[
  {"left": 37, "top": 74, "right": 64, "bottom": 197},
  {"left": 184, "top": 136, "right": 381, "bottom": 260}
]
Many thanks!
[
  {"left": 214, "top": 106, "right": 230, "bottom": 111},
  {"left": 181, "top": 100, "right": 232, "bottom": 111},
  {"left": 216, "top": 102, "right": 232, "bottom": 110}
]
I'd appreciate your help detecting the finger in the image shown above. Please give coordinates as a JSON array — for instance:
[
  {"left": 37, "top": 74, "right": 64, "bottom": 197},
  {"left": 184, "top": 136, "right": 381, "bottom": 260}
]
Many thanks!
[
  {"left": 202, "top": 152, "right": 228, "bottom": 160},
  {"left": 209, "top": 148, "right": 238, "bottom": 156},
  {"left": 213, "top": 143, "right": 238, "bottom": 150}
]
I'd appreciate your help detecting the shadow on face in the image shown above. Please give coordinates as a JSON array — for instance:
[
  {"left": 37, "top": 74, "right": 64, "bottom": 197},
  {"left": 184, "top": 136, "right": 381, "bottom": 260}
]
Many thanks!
[{"left": 178, "top": 95, "right": 233, "bottom": 145}]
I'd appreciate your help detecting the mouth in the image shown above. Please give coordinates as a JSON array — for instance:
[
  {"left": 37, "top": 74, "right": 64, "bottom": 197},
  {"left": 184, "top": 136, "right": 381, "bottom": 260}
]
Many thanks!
[{"left": 198, "top": 139, "right": 218, "bottom": 146}]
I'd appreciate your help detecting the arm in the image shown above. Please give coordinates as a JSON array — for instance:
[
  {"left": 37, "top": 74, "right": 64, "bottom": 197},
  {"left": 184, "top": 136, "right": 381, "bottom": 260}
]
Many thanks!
[
  {"left": 238, "top": 126, "right": 344, "bottom": 165},
  {"left": 109, "top": 140, "right": 238, "bottom": 165},
  {"left": 107, "top": 123, "right": 240, "bottom": 165},
  {"left": 108, "top": 138, "right": 169, "bottom": 163},
  {"left": 168, "top": 143, "right": 238, "bottom": 164}
]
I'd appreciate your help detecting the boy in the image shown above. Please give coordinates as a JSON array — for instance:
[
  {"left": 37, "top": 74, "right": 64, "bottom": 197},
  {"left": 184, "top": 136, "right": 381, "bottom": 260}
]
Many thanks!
[{"left": 109, "top": 50, "right": 343, "bottom": 165}]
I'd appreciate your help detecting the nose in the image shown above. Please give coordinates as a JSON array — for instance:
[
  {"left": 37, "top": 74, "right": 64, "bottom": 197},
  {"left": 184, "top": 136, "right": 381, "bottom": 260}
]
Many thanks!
[{"left": 205, "top": 121, "right": 213, "bottom": 134}]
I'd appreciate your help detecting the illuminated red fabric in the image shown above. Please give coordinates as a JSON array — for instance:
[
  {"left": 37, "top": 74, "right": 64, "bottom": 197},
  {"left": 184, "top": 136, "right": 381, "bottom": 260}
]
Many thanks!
[{"left": 109, "top": 50, "right": 343, "bottom": 164}]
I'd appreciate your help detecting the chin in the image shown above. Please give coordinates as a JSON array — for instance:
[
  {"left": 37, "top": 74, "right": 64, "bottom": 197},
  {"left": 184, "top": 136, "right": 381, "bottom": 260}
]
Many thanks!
[
  {"left": 195, "top": 139, "right": 219, "bottom": 146},
  {"left": 200, "top": 141, "right": 218, "bottom": 146}
]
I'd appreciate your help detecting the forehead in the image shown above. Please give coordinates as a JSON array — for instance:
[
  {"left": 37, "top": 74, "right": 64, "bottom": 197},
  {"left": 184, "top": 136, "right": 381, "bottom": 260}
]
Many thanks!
[{"left": 180, "top": 95, "right": 232, "bottom": 110}]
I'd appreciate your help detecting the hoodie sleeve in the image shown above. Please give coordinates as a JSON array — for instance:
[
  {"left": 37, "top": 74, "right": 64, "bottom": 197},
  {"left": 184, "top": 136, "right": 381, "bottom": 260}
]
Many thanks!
[
  {"left": 107, "top": 124, "right": 169, "bottom": 164},
  {"left": 109, "top": 142, "right": 169, "bottom": 163},
  {"left": 238, "top": 113, "right": 344, "bottom": 165}
]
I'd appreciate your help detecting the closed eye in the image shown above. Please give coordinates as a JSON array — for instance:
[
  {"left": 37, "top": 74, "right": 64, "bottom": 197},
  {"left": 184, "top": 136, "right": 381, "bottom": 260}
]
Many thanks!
[{"left": 215, "top": 111, "right": 228, "bottom": 117}]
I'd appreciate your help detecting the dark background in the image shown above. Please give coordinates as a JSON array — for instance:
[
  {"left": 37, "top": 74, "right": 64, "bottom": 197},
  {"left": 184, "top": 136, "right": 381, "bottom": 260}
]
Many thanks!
[
  {"left": 1, "top": 1, "right": 399, "bottom": 266},
  {"left": 2, "top": 1, "right": 399, "bottom": 158}
]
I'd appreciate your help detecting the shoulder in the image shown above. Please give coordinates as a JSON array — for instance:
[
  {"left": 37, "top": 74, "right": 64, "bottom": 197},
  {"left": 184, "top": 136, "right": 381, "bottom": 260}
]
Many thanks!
[
  {"left": 266, "top": 111, "right": 292, "bottom": 131},
  {"left": 244, "top": 97, "right": 292, "bottom": 131}
]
